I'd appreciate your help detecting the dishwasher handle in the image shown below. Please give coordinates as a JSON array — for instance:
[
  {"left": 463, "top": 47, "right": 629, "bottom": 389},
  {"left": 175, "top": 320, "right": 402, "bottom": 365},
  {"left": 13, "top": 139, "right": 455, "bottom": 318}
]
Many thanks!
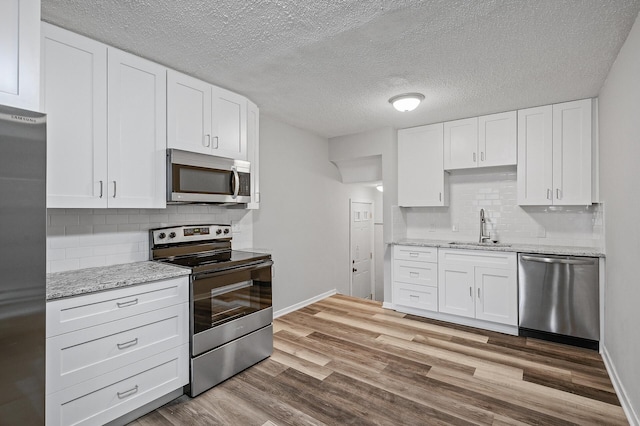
[{"left": 520, "top": 255, "right": 596, "bottom": 266}]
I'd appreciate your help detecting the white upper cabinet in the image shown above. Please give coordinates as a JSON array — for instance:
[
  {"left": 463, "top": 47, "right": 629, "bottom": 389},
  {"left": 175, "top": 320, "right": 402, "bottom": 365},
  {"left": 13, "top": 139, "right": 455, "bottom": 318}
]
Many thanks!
[
  {"left": 107, "top": 48, "right": 167, "bottom": 208},
  {"left": 444, "top": 112, "right": 517, "bottom": 170},
  {"left": 42, "top": 23, "right": 108, "bottom": 208},
  {"left": 247, "top": 99, "right": 260, "bottom": 209},
  {"left": 444, "top": 117, "right": 478, "bottom": 170},
  {"left": 0, "top": 0, "right": 40, "bottom": 110},
  {"left": 42, "top": 24, "right": 166, "bottom": 208},
  {"left": 518, "top": 99, "right": 592, "bottom": 205},
  {"left": 168, "top": 70, "right": 247, "bottom": 160},
  {"left": 478, "top": 111, "right": 517, "bottom": 167},
  {"left": 398, "top": 123, "right": 448, "bottom": 207}
]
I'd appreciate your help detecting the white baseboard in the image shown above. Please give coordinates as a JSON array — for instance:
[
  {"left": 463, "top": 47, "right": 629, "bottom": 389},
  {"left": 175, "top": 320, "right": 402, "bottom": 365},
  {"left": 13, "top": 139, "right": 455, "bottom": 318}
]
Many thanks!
[
  {"left": 273, "top": 289, "right": 337, "bottom": 319},
  {"left": 602, "top": 344, "right": 639, "bottom": 426},
  {"left": 382, "top": 301, "right": 395, "bottom": 310}
]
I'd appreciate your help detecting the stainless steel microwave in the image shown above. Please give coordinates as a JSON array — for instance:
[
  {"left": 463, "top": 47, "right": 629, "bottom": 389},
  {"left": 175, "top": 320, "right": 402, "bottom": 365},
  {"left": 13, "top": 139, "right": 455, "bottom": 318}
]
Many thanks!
[{"left": 167, "top": 149, "right": 251, "bottom": 204}]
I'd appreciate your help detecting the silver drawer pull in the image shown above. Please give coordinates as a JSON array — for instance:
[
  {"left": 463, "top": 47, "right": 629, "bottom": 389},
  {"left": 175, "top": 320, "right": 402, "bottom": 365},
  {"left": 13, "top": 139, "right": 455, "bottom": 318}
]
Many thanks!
[
  {"left": 116, "top": 298, "right": 138, "bottom": 308},
  {"left": 409, "top": 272, "right": 419, "bottom": 278},
  {"left": 117, "top": 338, "right": 139, "bottom": 350},
  {"left": 409, "top": 252, "right": 419, "bottom": 257},
  {"left": 117, "top": 385, "right": 138, "bottom": 399},
  {"left": 409, "top": 295, "right": 419, "bottom": 300}
]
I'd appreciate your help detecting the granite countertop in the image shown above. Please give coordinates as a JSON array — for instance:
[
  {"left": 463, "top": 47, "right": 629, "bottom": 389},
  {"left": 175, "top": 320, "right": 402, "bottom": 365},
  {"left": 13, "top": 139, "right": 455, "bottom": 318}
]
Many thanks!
[
  {"left": 390, "top": 239, "right": 605, "bottom": 258},
  {"left": 46, "top": 261, "right": 191, "bottom": 301}
]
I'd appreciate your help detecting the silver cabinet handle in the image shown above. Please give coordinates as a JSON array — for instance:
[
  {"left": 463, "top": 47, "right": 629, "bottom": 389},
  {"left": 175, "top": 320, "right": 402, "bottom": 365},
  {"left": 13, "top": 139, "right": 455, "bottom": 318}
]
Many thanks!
[
  {"left": 204, "top": 134, "right": 211, "bottom": 147},
  {"left": 480, "top": 152, "right": 485, "bottom": 161},
  {"left": 231, "top": 166, "right": 240, "bottom": 199},
  {"left": 477, "top": 288, "right": 481, "bottom": 298},
  {"left": 409, "top": 272, "right": 419, "bottom": 278},
  {"left": 116, "top": 298, "right": 138, "bottom": 308},
  {"left": 409, "top": 252, "right": 419, "bottom": 257},
  {"left": 469, "top": 287, "right": 472, "bottom": 297},
  {"left": 473, "top": 152, "right": 476, "bottom": 162},
  {"left": 409, "top": 294, "right": 419, "bottom": 300},
  {"left": 99, "top": 180, "right": 103, "bottom": 198},
  {"left": 520, "top": 255, "right": 596, "bottom": 265},
  {"left": 439, "top": 192, "right": 442, "bottom": 202},
  {"left": 547, "top": 189, "right": 551, "bottom": 200},
  {"left": 117, "top": 338, "right": 138, "bottom": 350},
  {"left": 117, "top": 385, "right": 138, "bottom": 399},
  {"left": 556, "top": 188, "right": 562, "bottom": 200},
  {"left": 213, "top": 136, "right": 219, "bottom": 149},
  {"left": 113, "top": 181, "right": 117, "bottom": 198}
]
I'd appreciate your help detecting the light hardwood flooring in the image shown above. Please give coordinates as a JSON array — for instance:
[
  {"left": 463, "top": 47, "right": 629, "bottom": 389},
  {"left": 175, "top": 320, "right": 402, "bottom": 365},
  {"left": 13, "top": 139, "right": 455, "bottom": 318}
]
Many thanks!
[{"left": 131, "top": 294, "right": 627, "bottom": 425}]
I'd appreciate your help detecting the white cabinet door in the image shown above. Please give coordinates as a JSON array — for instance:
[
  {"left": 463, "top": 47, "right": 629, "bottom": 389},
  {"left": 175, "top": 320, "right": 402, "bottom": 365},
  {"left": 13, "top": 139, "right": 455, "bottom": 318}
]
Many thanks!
[
  {"left": 474, "top": 266, "right": 517, "bottom": 325},
  {"left": 438, "top": 263, "right": 475, "bottom": 318},
  {"left": 0, "top": 0, "right": 39, "bottom": 110},
  {"left": 444, "top": 117, "right": 478, "bottom": 170},
  {"left": 517, "top": 105, "right": 553, "bottom": 205},
  {"left": 247, "top": 99, "right": 260, "bottom": 209},
  {"left": 398, "top": 123, "right": 447, "bottom": 206},
  {"left": 212, "top": 86, "right": 247, "bottom": 160},
  {"left": 107, "top": 48, "right": 166, "bottom": 208},
  {"left": 552, "top": 99, "right": 592, "bottom": 205},
  {"left": 167, "top": 70, "right": 212, "bottom": 155},
  {"left": 41, "top": 23, "right": 108, "bottom": 208},
  {"left": 478, "top": 111, "right": 517, "bottom": 167}
]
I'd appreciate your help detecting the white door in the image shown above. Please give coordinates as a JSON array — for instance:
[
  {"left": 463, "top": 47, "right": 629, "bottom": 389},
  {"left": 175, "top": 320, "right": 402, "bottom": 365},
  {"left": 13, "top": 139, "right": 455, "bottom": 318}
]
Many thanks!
[
  {"left": 350, "top": 201, "right": 373, "bottom": 299},
  {"left": 517, "top": 105, "right": 553, "bottom": 205},
  {"left": 444, "top": 117, "right": 478, "bottom": 170},
  {"left": 167, "top": 70, "right": 212, "bottom": 155},
  {"left": 107, "top": 48, "right": 166, "bottom": 208},
  {"left": 212, "top": 86, "right": 247, "bottom": 160},
  {"left": 42, "top": 24, "right": 108, "bottom": 208},
  {"left": 474, "top": 267, "right": 517, "bottom": 325},
  {"left": 438, "top": 264, "right": 475, "bottom": 318}
]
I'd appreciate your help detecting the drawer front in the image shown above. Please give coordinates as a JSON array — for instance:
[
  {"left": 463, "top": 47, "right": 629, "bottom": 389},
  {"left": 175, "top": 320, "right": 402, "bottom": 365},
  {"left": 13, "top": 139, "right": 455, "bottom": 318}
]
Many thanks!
[
  {"left": 46, "top": 303, "right": 188, "bottom": 394},
  {"left": 393, "top": 260, "right": 437, "bottom": 287},
  {"left": 438, "top": 248, "right": 516, "bottom": 269},
  {"left": 46, "top": 344, "right": 188, "bottom": 426},
  {"left": 47, "top": 276, "right": 188, "bottom": 337},
  {"left": 394, "top": 282, "right": 438, "bottom": 312},
  {"left": 394, "top": 245, "right": 437, "bottom": 263}
]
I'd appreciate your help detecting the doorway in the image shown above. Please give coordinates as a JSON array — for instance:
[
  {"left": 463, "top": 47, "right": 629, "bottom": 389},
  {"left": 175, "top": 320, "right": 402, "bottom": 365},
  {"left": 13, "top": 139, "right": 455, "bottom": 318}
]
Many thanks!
[{"left": 350, "top": 199, "right": 374, "bottom": 299}]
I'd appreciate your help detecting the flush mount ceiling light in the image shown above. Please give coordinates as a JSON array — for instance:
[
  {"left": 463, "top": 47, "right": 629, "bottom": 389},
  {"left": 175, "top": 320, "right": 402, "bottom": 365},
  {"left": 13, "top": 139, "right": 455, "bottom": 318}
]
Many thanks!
[
  {"left": 376, "top": 185, "right": 383, "bottom": 192},
  {"left": 388, "top": 93, "right": 425, "bottom": 112}
]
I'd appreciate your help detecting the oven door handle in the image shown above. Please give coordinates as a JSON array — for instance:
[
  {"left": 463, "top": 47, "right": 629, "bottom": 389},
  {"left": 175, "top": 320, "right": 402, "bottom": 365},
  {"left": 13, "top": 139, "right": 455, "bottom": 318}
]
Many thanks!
[{"left": 194, "top": 260, "right": 273, "bottom": 280}]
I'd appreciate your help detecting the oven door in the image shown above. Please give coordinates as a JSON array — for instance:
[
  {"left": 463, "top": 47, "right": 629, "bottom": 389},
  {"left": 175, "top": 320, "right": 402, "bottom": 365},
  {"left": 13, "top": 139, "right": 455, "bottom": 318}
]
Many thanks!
[
  {"left": 191, "top": 260, "right": 272, "bottom": 357},
  {"left": 167, "top": 149, "right": 251, "bottom": 203}
]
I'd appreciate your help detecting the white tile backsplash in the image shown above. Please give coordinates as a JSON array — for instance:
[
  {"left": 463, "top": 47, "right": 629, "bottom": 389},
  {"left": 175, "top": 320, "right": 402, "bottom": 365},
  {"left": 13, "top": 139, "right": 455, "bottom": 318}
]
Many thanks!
[
  {"left": 46, "top": 205, "right": 253, "bottom": 273},
  {"left": 397, "top": 170, "right": 603, "bottom": 248}
]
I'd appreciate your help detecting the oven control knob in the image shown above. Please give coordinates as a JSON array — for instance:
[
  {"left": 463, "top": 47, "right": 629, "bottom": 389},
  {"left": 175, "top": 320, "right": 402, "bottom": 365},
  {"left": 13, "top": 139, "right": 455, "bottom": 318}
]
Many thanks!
[
  {"left": 168, "top": 232, "right": 176, "bottom": 238},
  {"left": 158, "top": 232, "right": 166, "bottom": 239},
  {"left": 216, "top": 229, "right": 222, "bottom": 235},
  {"left": 223, "top": 228, "right": 230, "bottom": 234}
]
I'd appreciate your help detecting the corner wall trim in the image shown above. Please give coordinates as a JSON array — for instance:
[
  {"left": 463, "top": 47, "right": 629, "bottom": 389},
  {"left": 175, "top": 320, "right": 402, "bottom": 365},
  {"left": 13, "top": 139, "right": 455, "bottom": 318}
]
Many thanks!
[
  {"left": 602, "top": 344, "right": 639, "bottom": 426},
  {"left": 273, "top": 289, "right": 337, "bottom": 319}
]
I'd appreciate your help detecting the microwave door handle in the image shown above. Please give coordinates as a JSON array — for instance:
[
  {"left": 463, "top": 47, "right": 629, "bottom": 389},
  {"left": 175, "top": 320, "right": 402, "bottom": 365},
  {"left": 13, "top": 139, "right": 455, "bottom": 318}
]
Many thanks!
[{"left": 232, "top": 166, "right": 240, "bottom": 199}]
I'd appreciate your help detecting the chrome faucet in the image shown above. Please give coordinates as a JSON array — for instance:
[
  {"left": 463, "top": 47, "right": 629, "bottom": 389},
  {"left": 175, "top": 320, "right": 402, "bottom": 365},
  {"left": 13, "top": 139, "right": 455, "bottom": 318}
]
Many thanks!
[{"left": 479, "top": 208, "right": 491, "bottom": 243}]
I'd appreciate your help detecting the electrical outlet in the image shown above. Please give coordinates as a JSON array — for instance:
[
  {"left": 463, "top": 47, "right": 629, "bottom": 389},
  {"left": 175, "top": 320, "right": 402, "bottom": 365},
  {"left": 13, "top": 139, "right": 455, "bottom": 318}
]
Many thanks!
[
  {"left": 428, "top": 223, "right": 436, "bottom": 232},
  {"left": 452, "top": 224, "right": 459, "bottom": 232},
  {"left": 537, "top": 226, "right": 546, "bottom": 238},
  {"left": 231, "top": 222, "right": 241, "bottom": 232}
]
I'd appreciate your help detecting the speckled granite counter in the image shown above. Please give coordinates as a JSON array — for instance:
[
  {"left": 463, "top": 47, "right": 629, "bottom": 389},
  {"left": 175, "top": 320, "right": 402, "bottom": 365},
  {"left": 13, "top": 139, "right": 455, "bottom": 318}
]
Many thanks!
[
  {"left": 47, "top": 261, "right": 191, "bottom": 301},
  {"left": 390, "top": 239, "right": 605, "bottom": 257}
]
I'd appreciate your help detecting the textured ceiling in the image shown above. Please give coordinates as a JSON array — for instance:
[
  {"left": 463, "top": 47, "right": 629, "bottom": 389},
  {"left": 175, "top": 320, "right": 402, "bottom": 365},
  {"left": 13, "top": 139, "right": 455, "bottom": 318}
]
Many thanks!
[{"left": 41, "top": 0, "right": 640, "bottom": 138}]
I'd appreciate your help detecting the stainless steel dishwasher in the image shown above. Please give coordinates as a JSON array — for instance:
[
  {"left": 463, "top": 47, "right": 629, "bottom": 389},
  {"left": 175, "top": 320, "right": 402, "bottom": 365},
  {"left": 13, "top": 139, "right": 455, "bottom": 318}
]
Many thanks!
[{"left": 518, "top": 253, "right": 599, "bottom": 350}]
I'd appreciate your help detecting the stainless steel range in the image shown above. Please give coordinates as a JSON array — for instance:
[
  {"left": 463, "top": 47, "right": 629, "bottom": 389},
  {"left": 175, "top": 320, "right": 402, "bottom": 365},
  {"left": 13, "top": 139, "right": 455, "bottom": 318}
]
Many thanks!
[{"left": 150, "top": 224, "right": 273, "bottom": 397}]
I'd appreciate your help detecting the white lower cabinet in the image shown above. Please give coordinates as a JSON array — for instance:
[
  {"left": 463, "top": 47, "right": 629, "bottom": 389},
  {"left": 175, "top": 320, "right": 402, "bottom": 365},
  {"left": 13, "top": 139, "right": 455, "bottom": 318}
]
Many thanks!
[
  {"left": 438, "top": 249, "right": 517, "bottom": 326},
  {"left": 46, "top": 277, "right": 189, "bottom": 426}
]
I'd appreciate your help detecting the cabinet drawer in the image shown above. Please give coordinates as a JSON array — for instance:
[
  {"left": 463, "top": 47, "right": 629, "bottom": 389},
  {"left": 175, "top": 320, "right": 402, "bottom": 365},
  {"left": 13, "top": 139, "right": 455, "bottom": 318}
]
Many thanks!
[
  {"left": 46, "top": 344, "right": 188, "bottom": 426},
  {"left": 393, "top": 260, "right": 437, "bottom": 287},
  {"left": 438, "top": 249, "right": 516, "bottom": 269},
  {"left": 46, "top": 303, "right": 188, "bottom": 394},
  {"left": 394, "top": 282, "right": 438, "bottom": 312},
  {"left": 47, "top": 277, "right": 188, "bottom": 337},
  {"left": 394, "top": 245, "right": 437, "bottom": 263}
]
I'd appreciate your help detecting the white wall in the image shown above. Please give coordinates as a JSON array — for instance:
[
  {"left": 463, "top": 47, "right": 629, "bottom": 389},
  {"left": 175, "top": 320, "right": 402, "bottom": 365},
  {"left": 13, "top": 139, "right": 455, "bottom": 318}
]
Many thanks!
[
  {"left": 46, "top": 206, "right": 253, "bottom": 273},
  {"left": 397, "top": 169, "right": 603, "bottom": 248},
  {"left": 598, "top": 11, "right": 640, "bottom": 425},
  {"left": 254, "top": 117, "right": 369, "bottom": 313}
]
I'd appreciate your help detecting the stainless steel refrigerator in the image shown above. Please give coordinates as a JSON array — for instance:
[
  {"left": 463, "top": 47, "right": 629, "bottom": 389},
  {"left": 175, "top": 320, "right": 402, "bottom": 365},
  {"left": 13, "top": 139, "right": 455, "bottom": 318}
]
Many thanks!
[{"left": 0, "top": 105, "right": 46, "bottom": 424}]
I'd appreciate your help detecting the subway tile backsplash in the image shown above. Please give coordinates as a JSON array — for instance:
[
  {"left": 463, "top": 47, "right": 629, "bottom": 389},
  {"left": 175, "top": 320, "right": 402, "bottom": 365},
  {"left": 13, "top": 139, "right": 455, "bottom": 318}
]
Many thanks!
[
  {"left": 396, "top": 170, "right": 603, "bottom": 249},
  {"left": 47, "top": 205, "right": 253, "bottom": 273}
]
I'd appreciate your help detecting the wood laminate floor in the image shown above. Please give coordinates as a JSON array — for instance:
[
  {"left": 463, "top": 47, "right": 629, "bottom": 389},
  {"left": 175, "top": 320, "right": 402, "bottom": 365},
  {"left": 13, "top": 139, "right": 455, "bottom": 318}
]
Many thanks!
[{"left": 131, "top": 294, "right": 627, "bottom": 425}]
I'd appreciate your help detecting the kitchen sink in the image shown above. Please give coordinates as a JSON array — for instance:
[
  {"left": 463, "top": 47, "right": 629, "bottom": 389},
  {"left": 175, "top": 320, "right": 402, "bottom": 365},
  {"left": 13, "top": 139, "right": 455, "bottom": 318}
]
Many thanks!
[{"left": 448, "top": 241, "right": 512, "bottom": 248}]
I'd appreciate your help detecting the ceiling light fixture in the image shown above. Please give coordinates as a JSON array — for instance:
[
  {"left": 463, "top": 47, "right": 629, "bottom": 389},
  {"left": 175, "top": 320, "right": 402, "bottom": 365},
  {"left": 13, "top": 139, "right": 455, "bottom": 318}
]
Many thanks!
[
  {"left": 376, "top": 185, "right": 384, "bottom": 192},
  {"left": 388, "top": 93, "right": 425, "bottom": 112}
]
